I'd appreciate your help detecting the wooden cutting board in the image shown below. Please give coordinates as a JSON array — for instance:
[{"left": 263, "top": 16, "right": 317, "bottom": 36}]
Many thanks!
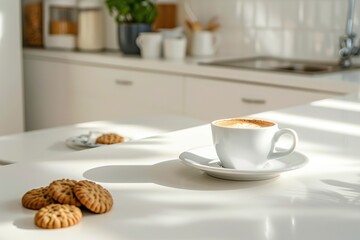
[{"left": 153, "top": 3, "right": 177, "bottom": 31}]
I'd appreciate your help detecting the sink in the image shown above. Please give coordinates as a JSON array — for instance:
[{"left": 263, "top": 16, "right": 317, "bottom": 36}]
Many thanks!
[
  {"left": 201, "top": 56, "right": 360, "bottom": 75},
  {"left": 275, "top": 64, "right": 339, "bottom": 73}
]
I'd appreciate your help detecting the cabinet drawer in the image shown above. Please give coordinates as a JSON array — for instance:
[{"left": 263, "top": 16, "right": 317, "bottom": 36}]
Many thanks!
[{"left": 184, "top": 77, "right": 335, "bottom": 121}]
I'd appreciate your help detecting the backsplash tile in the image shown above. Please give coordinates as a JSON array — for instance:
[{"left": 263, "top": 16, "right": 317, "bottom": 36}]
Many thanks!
[
  {"left": 242, "top": 1, "right": 255, "bottom": 28},
  {"left": 317, "top": 1, "right": 333, "bottom": 30},
  {"left": 219, "top": 1, "right": 242, "bottom": 27},
  {"left": 282, "top": 1, "right": 299, "bottom": 29},
  {"left": 255, "top": 1, "right": 267, "bottom": 28},
  {"left": 256, "top": 29, "right": 284, "bottom": 56},
  {"left": 178, "top": 0, "right": 360, "bottom": 61},
  {"left": 333, "top": 1, "right": 347, "bottom": 31},
  {"left": 267, "top": 1, "right": 282, "bottom": 28},
  {"left": 283, "top": 30, "right": 296, "bottom": 58},
  {"left": 303, "top": 1, "right": 317, "bottom": 30}
]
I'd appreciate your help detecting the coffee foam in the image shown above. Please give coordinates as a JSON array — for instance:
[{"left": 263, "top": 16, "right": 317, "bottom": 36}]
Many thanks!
[
  {"left": 231, "top": 122, "right": 262, "bottom": 129},
  {"left": 214, "top": 119, "right": 274, "bottom": 128}
]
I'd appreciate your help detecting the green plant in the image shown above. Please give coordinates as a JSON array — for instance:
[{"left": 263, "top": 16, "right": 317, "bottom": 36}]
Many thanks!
[{"left": 105, "top": 0, "right": 158, "bottom": 24}]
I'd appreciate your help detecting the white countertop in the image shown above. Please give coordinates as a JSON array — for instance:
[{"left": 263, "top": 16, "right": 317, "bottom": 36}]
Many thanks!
[
  {"left": 0, "top": 92, "right": 359, "bottom": 239},
  {"left": 0, "top": 115, "right": 204, "bottom": 164},
  {"left": 24, "top": 48, "right": 360, "bottom": 94}
]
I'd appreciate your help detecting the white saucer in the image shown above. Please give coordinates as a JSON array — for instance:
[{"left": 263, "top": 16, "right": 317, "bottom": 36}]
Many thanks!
[
  {"left": 179, "top": 146, "right": 308, "bottom": 181},
  {"left": 65, "top": 131, "right": 130, "bottom": 149}
]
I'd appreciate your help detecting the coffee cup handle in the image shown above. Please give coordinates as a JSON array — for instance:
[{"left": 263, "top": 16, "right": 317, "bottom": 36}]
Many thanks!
[{"left": 268, "top": 128, "right": 298, "bottom": 159}]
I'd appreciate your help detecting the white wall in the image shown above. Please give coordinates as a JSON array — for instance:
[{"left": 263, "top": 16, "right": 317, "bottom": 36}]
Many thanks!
[
  {"left": 103, "top": 0, "right": 358, "bottom": 62},
  {"left": 177, "top": 0, "right": 360, "bottom": 62},
  {"left": 0, "top": 0, "right": 24, "bottom": 135},
  {"left": 24, "top": 0, "right": 358, "bottom": 61}
]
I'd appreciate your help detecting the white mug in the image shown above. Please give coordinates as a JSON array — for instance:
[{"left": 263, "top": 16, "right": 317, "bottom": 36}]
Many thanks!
[
  {"left": 163, "top": 37, "right": 187, "bottom": 60},
  {"left": 158, "top": 26, "right": 183, "bottom": 39},
  {"left": 190, "top": 31, "right": 221, "bottom": 57},
  {"left": 136, "top": 32, "right": 163, "bottom": 59},
  {"left": 211, "top": 118, "right": 298, "bottom": 170}
]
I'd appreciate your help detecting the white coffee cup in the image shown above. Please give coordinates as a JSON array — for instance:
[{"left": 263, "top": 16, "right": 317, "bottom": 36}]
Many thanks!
[
  {"left": 211, "top": 118, "right": 298, "bottom": 170},
  {"left": 158, "top": 26, "right": 183, "bottom": 39},
  {"left": 190, "top": 31, "right": 221, "bottom": 57},
  {"left": 163, "top": 37, "right": 187, "bottom": 60},
  {"left": 136, "top": 32, "right": 163, "bottom": 59}
]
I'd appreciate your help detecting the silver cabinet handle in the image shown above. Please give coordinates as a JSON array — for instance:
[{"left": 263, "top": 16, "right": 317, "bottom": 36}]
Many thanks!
[
  {"left": 241, "top": 98, "right": 266, "bottom": 104},
  {"left": 115, "top": 79, "right": 133, "bottom": 86}
]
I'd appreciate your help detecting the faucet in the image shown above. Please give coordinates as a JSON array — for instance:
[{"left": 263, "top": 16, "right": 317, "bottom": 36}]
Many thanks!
[{"left": 339, "top": 0, "right": 360, "bottom": 68}]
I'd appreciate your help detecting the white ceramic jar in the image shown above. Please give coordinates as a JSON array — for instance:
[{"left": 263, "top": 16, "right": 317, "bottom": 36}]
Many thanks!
[
  {"left": 190, "top": 31, "right": 221, "bottom": 57},
  {"left": 77, "top": 0, "right": 104, "bottom": 51}
]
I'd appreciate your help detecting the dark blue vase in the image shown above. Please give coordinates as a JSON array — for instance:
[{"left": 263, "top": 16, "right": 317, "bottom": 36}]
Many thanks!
[{"left": 117, "top": 23, "right": 152, "bottom": 55}]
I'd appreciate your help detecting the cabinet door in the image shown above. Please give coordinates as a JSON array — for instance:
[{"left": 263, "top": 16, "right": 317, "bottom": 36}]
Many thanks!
[
  {"left": 24, "top": 58, "right": 184, "bottom": 130},
  {"left": 0, "top": 0, "right": 24, "bottom": 135},
  {"left": 184, "top": 77, "right": 336, "bottom": 121},
  {"left": 24, "top": 59, "right": 73, "bottom": 130},
  {"left": 69, "top": 64, "right": 184, "bottom": 122}
]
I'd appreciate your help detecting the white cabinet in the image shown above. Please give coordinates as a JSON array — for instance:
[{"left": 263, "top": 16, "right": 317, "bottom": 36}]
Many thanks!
[
  {"left": 0, "top": 1, "right": 24, "bottom": 135},
  {"left": 24, "top": 57, "right": 338, "bottom": 130},
  {"left": 24, "top": 58, "right": 183, "bottom": 130},
  {"left": 184, "top": 77, "right": 336, "bottom": 121}
]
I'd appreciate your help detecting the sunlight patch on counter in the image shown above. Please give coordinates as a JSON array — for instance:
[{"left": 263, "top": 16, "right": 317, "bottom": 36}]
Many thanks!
[
  {"left": 253, "top": 111, "right": 360, "bottom": 137},
  {"left": 311, "top": 99, "right": 360, "bottom": 112}
]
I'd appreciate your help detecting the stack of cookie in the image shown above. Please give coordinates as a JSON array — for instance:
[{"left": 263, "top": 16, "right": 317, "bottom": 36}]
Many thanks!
[{"left": 21, "top": 179, "right": 113, "bottom": 229}]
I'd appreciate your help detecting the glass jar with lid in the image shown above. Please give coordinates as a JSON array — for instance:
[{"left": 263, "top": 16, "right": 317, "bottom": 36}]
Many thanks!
[
  {"left": 23, "top": 0, "right": 43, "bottom": 47},
  {"left": 43, "top": 0, "right": 78, "bottom": 49},
  {"left": 77, "top": 0, "right": 104, "bottom": 51}
]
